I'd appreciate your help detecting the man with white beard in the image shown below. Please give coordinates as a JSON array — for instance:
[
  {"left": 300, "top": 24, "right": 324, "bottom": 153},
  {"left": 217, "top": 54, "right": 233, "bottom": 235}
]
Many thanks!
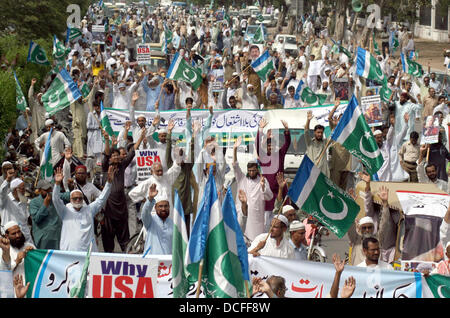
[
  {"left": 128, "top": 160, "right": 181, "bottom": 219},
  {"left": 52, "top": 166, "right": 115, "bottom": 252},
  {"left": 0, "top": 168, "right": 33, "bottom": 244}
]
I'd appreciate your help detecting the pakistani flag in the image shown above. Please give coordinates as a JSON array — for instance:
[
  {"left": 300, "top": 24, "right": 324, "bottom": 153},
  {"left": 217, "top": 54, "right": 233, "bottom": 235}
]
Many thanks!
[
  {"left": 164, "top": 23, "right": 173, "bottom": 44},
  {"left": 41, "top": 69, "right": 82, "bottom": 115},
  {"left": 172, "top": 190, "right": 189, "bottom": 298},
  {"left": 101, "top": 101, "right": 114, "bottom": 137},
  {"left": 287, "top": 155, "right": 360, "bottom": 238},
  {"left": 53, "top": 35, "right": 71, "bottom": 61},
  {"left": 167, "top": 52, "right": 203, "bottom": 90},
  {"left": 80, "top": 82, "right": 91, "bottom": 98},
  {"left": 300, "top": 86, "right": 327, "bottom": 106},
  {"left": 224, "top": 11, "right": 232, "bottom": 27},
  {"left": 256, "top": 13, "right": 264, "bottom": 22},
  {"left": 379, "top": 83, "right": 393, "bottom": 102},
  {"left": 185, "top": 166, "right": 247, "bottom": 298},
  {"left": 27, "top": 41, "right": 50, "bottom": 66},
  {"left": 373, "top": 32, "right": 381, "bottom": 56},
  {"left": 66, "top": 27, "right": 83, "bottom": 43},
  {"left": 251, "top": 50, "right": 275, "bottom": 82},
  {"left": 13, "top": 71, "right": 27, "bottom": 111},
  {"left": 69, "top": 242, "right": 92, "bottom": 298},
  {"left": 401, "top": 53, "right": 424, "bottom": 78},
  {"left": 252, "top": 24, "right": 265, "bottom": 44},
  {"left": 40, "top": 128, "right": 53, "bottom": 181},
  {"left": 356, "top": 46, "right": 386, "bottom": 83},
  {"left": 331, "top": 39, "right": 352, "bottom": 59},
  {"left": 330, "top": 95, "right": 384, "bottom": 175},
  {"left": 390, "top": 31, "right": 399, "bottom": 52},
  {"left": 422, "top": 274, "right": 450, "bottom": 298}
]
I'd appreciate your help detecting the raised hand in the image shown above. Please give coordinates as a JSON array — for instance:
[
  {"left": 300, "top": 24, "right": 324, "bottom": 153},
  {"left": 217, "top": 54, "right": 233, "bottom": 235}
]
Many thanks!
[
  {"left": 258, "top": 118, "right": 268, "bottom": 129},
  {"left": 31, "top": 78, "right": 37, "bottom": 86},
  {"left": 260, "top": 176, "right": 266, "bottom": 192},
  {"left": 307, "top": 110, "right": 313, "bottom": 121},
  {"left": 281, "top": 120, "right": 289, "bottom": 131},
  {"left": 341, "top": 276, "right": 356, "bottom": 299},
  {"left": 276, "top": 172, "right": 286, "bottom": 188},
  {"left": 13, "top": 275, "right": 30, "bottom": 299},
  {"left": 132, "top": 91, "right": 139, "bottom": 104},
  {"left": 6, "top": 168, "right": 15, "bottom": 182},
  {"left": 234, "top": 136, "right": 242, "bottom": 149},
  {"left": 332, "top": 253, "right": 345, "bottom": 274},
  {"left": 358, "top": 171, "right": 371, "bottom": 184},
  {"left": 167, "top": 119, "right": 175, "bottom": 133},
  {"left": 152, "top": 115, "right": 161, "bottom": 127},
  {"left": 378, "top": 185, "right": 389, "bottom": 203},
  {"left": 148, "top": 183, "right": 158, "bottom": 201},
  {"left": 54, "top": 167, "right": 63, "bottom": 185},
  {"left": 0, "top": 237, "right": 10, "bottom": 255},
  {"left": 238, "top": 189, "right": 247, "bottom": 205}
]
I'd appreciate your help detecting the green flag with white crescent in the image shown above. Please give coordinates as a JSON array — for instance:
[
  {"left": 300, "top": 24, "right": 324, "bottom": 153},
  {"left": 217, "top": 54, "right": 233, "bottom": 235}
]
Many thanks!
[
  {"left": 69, "top": 242, "right": 92, "bottom": 298},
  {"left": 66, "top": 27, "right": 83, "bottom": 43},
  {"left": 172, "top": 191, "right": 189, "bottom": 298},
  {"left": 251, "top": 50, "right": 275, "bottom": 82},
  {"left": 164, "top": 23, "right": 173, "bottom": 44},
  {"left": 27, "top": 41, "right": 50, "bottom": 66},
  {"left": 401, "top": 53, "right": 424, "bottom": 78},
  {"left": 330, "top": 95, "right": 384, "bottom": 175},
  {"left": 166, "top": 52, "right": 203, "bottom": 90},
  {"left": 423, "top": 274, "right": 450, "bottom": 298},
  {"left": 287, "top": 155, "right": 360, "bottom": 238},
  {"left": 100, "top": 101, "right": 114, "bottom": 137},
  {"left": 301, "top": 87, "right": 327, "bottom": 106},
  {"left": 13, "top": 71, "right": 27, "bottom": 111},
  {"left": 53, "top": 35, "right": 71, "bottom": 61},
  {"left": 80, "top": 82, "right": 91, "bottom": 98},
  {"left": 373, "top": 32, "right": 381, "bottom": 56},
  {"left": 252, "top": 24, "right": 264, "bottom": 44}
]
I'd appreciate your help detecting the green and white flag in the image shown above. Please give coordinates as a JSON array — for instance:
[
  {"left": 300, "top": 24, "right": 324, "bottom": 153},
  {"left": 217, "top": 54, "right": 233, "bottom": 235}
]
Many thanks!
[
  {"left": 53, "top": 35, "right": 71, "bottom": 61},
  {"left": 40, "top": 128, "right": 53, "bottom": 181},
  {"left": 330, "top": 95, "right": 384, "bottom": 175},
  {"left": 287, "top": 155, "right": 360, "bottom": 238},
  {"left": 13, "top": 71, "right": 27, "bottom": 111},
  {"left": 373, "top": 32, "right": 381, "bottom": 56},
  {"left": 401, "top": 53, "right": 424, "bottom": 78},
  {"left": 379, "top": 83, "right": 393, "bottom": 102},
  {"left": 256, "top": 14, "right": 264, "bottom": 22},
  {"left": 224, "top": 11, "right": 232, "bottom": 27},
  {"left": 356, "top": 46, "right": 386, "bottom": 84},
  {"left": 172, "top": 190, "right": 189, "bottom": 298},
  {"left": 69, "top": 242, "right": 92, "bottom": 298},
  {"left": 41, "top": 69, "right": 82, "bottom": 115},
  {"left": 251, "top": 50, "right": 275, "bottom": 82},
  {"left": 100, "top": 101, "right": 114, "bottom": 137},
  {"left": 164, "top": 23, "right": 173, "bottom": 44},
  {"left": 80, "top": 82, "right": 91, "bottom": 98},
  {"left": 66, "top": 27, "right": 83, "bottom": 43},
  {"left": 422, "top": 274, "right": 450, "bottom": 298},
  {"left": 27, "top": 41, "right": 50, "bottom": 66},
  {"left": 185, "top": 167, "right": 247, "bottom": 298},
  {"left": 300, "top": 87, "right": 327, "bottom": 106},
  {"left": 252, "top": 23, "right": 265, "bottom": 44},
  {"left": 167, "top": 52, "right": 203, "bottom": 90}
]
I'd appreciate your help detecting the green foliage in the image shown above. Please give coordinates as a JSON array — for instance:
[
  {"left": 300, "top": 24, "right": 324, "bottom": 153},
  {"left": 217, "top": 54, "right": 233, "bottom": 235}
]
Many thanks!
[{"left": 0, "top": 34, "right": 52, "bottom": 161}]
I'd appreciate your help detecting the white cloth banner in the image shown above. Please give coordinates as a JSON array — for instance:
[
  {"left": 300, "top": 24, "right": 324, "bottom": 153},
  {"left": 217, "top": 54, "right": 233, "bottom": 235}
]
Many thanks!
[{"left": 396, "top": 190, "right": 450, "bottom": 218}]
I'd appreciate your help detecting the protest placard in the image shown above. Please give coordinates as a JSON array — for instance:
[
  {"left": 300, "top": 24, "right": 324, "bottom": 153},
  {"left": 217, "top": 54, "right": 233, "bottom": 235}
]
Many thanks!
[
  {"left": 136, "top": 43, "right": 152, "bottom": 65},
  {"left": 333, "top": 78, "right": 349, "bottom": 100},
  {"left": 361, "top": 95, "right": 383, "bottom": 127},
  {"left": 92, "top": 25, "right": 105, "bottom": 44},
  {"left": 88, "top": 254, "right": 158, "bottom": 298},
  {"left": 135, "top": 149, "right": 161, "bottom": 182},
  {"left": 422, "top": 115, "right": 440, "bottom": 144}
]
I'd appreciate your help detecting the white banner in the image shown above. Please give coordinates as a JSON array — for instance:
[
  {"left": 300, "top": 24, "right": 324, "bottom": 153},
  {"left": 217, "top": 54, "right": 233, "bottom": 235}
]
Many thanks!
[
  {"left": 396, "top": 190, "right": 449, "bottom": 218},
  {"left": 136, "top": 43, "right": 152, "bottom": 65},
  {"left": 88, "top": 254, "right": 158, "bottom": 298},
  {"left": 307, "top": 60, "right": 325, "bottom": 77},
  {"left": 135, "top": 149, "right": 161, "bottom": 183}
]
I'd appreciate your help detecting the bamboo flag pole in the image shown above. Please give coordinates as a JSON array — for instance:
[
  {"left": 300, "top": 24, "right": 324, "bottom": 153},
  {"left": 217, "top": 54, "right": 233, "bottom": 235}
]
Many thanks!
[
  {"left": 316, "top": 138, "right": 333, "bottom": 166},
  {"left": 225, "top": 64, "right": 252, "bottom": 86},
  {"left": 195, "top": 259, "right": 204, "bottom": 298}
]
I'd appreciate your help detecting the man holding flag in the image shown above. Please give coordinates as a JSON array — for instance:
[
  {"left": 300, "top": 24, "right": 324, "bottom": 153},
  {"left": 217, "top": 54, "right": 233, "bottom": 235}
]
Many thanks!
[{"left": 34, "top": 119, "right": 71, "bottom": 169}]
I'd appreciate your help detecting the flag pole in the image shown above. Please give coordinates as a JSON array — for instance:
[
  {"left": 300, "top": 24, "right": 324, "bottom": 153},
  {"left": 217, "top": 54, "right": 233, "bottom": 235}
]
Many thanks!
[
  {"left": 195, "top": 259, "right": 204, "bottom": 298},
  {"left": 225, "top": 64, "right": 252, "bottom": 86},
  {"left": 245, "top": 280, "right": 251, "bottom": 298},
  {"left": 316, "top": 138, "right": 333, "bottom": 166}
]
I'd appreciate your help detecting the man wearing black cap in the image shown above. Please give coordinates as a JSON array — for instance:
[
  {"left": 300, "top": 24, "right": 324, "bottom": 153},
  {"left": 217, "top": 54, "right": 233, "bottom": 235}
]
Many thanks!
[{"left": 29, "top": 180, "right": 70, "bottom": 249}]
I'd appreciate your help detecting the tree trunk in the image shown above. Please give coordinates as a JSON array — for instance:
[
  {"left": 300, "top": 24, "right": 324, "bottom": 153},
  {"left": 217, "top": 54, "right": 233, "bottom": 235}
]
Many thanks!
[
  {"left": 288, "top": 14, "right": 296, "bottom": 34},
  {"left": 277, "top": 3, "right": 288, "bottom": 30},
  {"left": 334, "top": 0, "right": 349, "bottom": 42}
]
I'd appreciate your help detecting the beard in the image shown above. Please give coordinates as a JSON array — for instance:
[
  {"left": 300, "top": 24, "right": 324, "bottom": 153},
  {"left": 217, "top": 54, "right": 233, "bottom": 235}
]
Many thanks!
[
  {"left": 153, "top": 174, "right": 163, "bottom": 182},
  {"left": 17, "top": 191, "right": 28, "bottom": 204},
  {"left": 72, "top": 202, "right": 83, "bottom": 209},
  {"left": 10, "top": 234, "right": 25, "bottom": 249}
]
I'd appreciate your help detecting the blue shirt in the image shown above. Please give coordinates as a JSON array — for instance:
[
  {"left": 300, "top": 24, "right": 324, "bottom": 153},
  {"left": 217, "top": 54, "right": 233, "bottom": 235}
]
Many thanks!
[
  {"left": 141, "top": 75, "right": 162, "bottom": 111},
  {"left": 158, "top": 90, "right": 175, "bottom": 111},
  {"left": 142, "top": 199, "right": 173, "bottom": 255},
  {"left": 289, "top": 239, "right": 308, "bottom": 260}
]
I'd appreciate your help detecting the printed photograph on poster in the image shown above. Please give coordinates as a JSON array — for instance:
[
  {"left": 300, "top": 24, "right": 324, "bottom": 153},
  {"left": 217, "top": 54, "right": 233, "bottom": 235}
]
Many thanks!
[
  {"left": 422, "top": 115, "right": 440, "bottom": 144},
  {"left": 135, "top": 149, "right": 161, "bottom": 183},
  {"left": 401, "top": 261, "right": 438, "bottom": 273},
  {"left": 364, "top": 86, "right": 381, "bottom": 96},
  {"left": 333, "top": 78, "right": 349, "bottom": 100},
  {"left": 209, "top": 68, "right": 224, "bottom": 92},
  {"left": 361, "top": 95, "right": 382, "bottom": 127},
  {"left": 92, "top": 25, "right": 105, "bottom": 44}
]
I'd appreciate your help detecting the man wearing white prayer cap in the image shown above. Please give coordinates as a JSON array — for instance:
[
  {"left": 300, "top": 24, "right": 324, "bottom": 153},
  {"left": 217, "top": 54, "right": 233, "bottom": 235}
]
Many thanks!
[
  {"left": 282, "top": 205, "right": 298, "bottom": 224},
  {"left": 0, "top": 174, "right": 33, "bottom": 245},
  {"left": 140, "top": 184, "right": 173, "bottom": 255},
  {"left": 347, "top": 215, "right": 376, "bottom": 266},
  {"left": 0, "top": 161, "right": 13, "bottom": 184},
  {"left": 248, "top": 214, "right": 295, "bottom": 259},
  {"left": 289, "top": 220, "right": 307, "bottom": 260},
  {"left": 0, "top": 220, "right": 35, "bottom": 284},
  {"left": 34, "top": 116, "right": 71, "bottom": 166}
]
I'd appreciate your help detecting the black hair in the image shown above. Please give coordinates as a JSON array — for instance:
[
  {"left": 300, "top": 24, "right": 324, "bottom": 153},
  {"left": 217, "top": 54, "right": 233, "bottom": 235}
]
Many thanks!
[
  {"left": 314, "top": 124, "right": 325, "bottom": 131},
  {"left": 410, "top": 131, "right": 419, "bottom": 139},
  {"left": 362, "top": 236, "right": 379, "bottom": 250}
]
